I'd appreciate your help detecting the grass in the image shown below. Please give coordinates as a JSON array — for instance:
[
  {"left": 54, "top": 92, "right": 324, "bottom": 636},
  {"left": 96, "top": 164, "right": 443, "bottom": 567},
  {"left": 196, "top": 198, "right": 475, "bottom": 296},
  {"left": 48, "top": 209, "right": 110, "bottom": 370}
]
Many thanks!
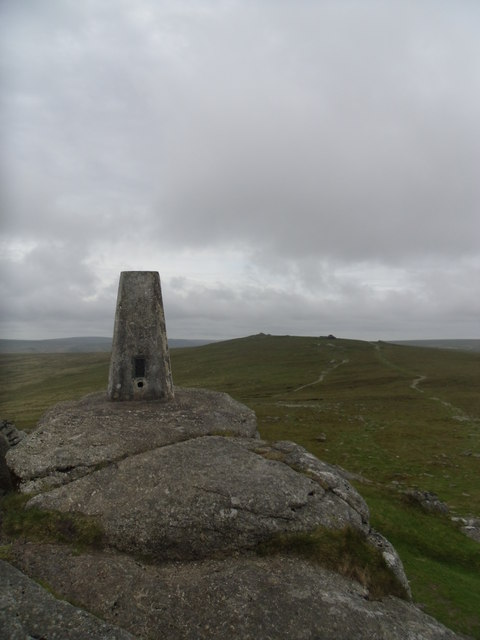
[
  {"left": 171, "top": 336, "right": 480, "bottom": 516},
  {"left": 356, "top": 482, "right": 480, "bottom": 638},
  {"left": 258, "top": 525, "right": 409, "bottom": 601},
  {"left": 0, "top": 492, "right": 104, "bottom": 551},
  {"left": 1, "top": 334, "right": 479, "bottom": 637},
  {"left": 0, "top": 352, "right": 110, "bottom": 430}
]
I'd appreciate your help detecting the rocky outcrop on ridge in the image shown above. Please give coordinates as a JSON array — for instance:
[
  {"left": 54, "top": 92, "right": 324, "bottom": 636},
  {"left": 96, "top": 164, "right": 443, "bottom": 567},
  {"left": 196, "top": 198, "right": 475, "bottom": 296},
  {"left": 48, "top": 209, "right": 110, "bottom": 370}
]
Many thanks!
[
  {"left": 2, "top": 388, "right": 470, "bottom": 639},
  {"left": 452, "top": 516, "right": 480, "bottom": 543},
  {"left": 403, "top": 489, "right": 450, "bottom": 515}
]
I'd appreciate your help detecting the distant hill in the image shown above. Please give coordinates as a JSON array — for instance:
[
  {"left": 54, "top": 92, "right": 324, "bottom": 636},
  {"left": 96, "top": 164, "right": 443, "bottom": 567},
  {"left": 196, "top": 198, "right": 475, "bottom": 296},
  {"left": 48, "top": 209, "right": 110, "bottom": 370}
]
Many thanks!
[
  {"left": 2, "top": 336, "right": 478, "bottom": 354},
  {"left": 0, "top": 337, "right": 216, "bottom": 354},
  {"left": 389, "top": 339, "right": 480, "bottom": 353},
  {"left": 169, "top": 339, "right": 218, "bottom": 349}
]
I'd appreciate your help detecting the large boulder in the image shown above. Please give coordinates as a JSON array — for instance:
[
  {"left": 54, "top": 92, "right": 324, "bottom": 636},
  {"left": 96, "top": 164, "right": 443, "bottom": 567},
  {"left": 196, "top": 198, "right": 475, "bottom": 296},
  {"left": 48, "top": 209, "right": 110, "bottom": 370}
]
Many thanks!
[
  {"left": 6, "top": 388, "right": 258, "bottom": 493},
  {"left": 0, "top": 559, "right": 134, "bottom": 640},
  {"left": 7, "top": 544, "right": 466, "bottom": 640},
  {"left": 27, "top": 436, "right": 369, "bottom": 560},
  {"left": 2, "top": 389, "right": 468, "bottom": 639}
]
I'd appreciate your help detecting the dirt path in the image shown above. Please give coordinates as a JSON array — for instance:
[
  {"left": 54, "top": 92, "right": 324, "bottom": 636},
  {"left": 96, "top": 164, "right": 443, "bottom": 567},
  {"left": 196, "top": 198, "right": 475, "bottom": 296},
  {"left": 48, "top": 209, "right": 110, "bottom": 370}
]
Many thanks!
[
  {"left": 292, "top": 359, "right": 349, "bottom": 393},
  {"left": 374, "top": 344, "right": 428, "bottom": 393},
  {"left": 410, "top": 375, "right": 426, "bottom": 392},
  {"left": 375, "top": 344, "right": 474, "bottom": 422}
]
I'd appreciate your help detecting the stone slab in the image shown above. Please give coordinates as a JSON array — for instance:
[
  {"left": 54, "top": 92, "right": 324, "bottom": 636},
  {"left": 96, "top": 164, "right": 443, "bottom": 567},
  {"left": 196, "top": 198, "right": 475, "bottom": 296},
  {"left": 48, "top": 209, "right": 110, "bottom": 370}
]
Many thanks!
[
  {"left": 7, "top": 388, "right": 258, "bottom": 493},
  {"left": 7, "top": 545, "right": 467, "bottom": 640},
  {"left": 27, "top": 436, "right": 367, "bottom": 560},
  {"left": 0, "top": 559, "right": 134, "bottom": 640}
]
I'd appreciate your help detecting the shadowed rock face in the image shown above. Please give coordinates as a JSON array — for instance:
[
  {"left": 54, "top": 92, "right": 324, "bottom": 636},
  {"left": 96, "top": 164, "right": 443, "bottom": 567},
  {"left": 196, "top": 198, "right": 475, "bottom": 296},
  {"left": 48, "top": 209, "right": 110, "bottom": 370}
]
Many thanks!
[
  {"left": 1, "top": 421, "right": 26, "bottom": 495},
  {"left": 2, "top": 390, "right": 468, "bottom": 639},
  {"left": 0, "top": 434, "right": 13, "bottom": 495}
]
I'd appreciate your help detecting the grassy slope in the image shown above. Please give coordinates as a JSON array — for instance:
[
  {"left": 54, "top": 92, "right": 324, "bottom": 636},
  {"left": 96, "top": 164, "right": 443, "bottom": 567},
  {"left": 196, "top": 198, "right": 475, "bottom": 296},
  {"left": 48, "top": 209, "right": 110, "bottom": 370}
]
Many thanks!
[
  {"left": 0, "top": 353, "right": 110, "bottom": 430},
  {"left": 172, "top": 335, "right": 480, "bottom": 638},
  {"left": 1, "top": 335, "right": 479, "bottom": 637},
  {"left": 171, "top": 336, "right": 480, "bottom": 514}
]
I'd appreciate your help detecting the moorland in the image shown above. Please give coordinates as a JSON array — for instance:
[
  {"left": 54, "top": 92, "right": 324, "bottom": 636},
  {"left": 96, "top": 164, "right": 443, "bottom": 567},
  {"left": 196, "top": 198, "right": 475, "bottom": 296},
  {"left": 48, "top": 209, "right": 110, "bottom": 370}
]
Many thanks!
[{"left": 0, "top": 334, "right": 479, "bottom": 637}]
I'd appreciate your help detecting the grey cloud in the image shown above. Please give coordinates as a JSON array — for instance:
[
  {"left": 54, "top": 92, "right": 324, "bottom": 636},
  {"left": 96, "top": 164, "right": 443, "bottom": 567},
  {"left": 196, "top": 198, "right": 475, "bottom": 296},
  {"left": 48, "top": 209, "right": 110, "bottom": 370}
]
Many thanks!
[
  {"left": 163, "top": 269, "right": 479, "bottom": 342},
  {"left": 1, "top": 1, "right": 479, "bottom": 340},
  {"left": 155, "top": 14, "right": 480, "bottom": 264},
  {"left": 0, "top": 242, "right": 115, "bottom": 338}
]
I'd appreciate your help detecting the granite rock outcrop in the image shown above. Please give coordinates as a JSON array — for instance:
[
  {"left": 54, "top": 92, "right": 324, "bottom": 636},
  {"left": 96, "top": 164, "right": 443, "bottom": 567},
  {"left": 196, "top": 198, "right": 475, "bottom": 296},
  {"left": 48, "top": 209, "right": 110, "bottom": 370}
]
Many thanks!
[{"left": 2, "top": 388, "right": 470, "bottom": 639}]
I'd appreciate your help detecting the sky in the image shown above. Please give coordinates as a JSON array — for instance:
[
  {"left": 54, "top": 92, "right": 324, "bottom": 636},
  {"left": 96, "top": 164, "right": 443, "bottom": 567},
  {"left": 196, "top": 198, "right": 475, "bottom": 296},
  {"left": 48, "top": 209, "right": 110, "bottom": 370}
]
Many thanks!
[{"left": 1, "top": 0, "right": 479, "bottom": 342}]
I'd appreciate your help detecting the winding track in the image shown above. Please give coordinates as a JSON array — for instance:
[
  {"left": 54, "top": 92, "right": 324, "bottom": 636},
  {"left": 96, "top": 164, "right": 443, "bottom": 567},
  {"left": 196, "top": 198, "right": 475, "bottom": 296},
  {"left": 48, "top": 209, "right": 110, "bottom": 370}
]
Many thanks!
[
  {"left": 375, "top": 344, "right": 474, "bottom": 422},
  {"left": 410, "top": 375, "right": 426, "bottom": 392},
  {"left": 292, "top": 359, "right": 349, "bottom": 393}
]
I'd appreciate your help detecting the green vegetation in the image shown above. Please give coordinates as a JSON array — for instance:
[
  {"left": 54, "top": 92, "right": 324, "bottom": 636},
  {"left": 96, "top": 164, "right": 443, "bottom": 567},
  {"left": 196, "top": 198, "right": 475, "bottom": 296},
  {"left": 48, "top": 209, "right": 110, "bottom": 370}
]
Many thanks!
[
  {"left": 357, "top": 483, "right": 480, "bottom": 637},
  {"left": 1, "top": 334, "right": 479, "bottom": 636},
  {"left": 258, "top": 525, "right": 409, "bottom": 600},
  {"left": 0, "top": 352, "right": 110, "bottom": 430},
  {"left": 171, "top": 335, "right": 480, "bottom": 515},
  {"left": 0, "top": 492, "right": 104, "bottom": 550}
]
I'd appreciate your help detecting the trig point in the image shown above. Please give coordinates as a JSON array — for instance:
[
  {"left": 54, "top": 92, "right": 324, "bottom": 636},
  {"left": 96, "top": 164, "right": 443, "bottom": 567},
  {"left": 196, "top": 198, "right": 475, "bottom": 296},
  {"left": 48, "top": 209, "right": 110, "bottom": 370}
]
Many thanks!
[{"left": 107, "top": 271, "right": 174, "bottom": 401}]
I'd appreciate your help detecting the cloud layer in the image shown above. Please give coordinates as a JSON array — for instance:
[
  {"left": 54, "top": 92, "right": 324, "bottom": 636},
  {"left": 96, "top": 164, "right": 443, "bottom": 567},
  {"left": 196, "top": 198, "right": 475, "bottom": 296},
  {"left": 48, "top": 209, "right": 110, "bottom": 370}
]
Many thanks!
[{"left": 1, "top": 0, "right": 479, "bottom": 340}]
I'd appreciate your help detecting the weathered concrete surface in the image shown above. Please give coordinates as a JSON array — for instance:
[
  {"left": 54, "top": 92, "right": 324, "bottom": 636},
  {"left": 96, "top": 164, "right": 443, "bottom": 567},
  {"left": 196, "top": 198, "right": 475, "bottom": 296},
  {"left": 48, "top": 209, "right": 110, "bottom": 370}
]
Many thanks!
[
  {"left": 7, "top": 388, "right": 258, "bottom": 493},
  {"left": 7, "top": 545, "right": 468, "bottom": 640},
  {"left": 0, "top": 559, "right": 134, "bottom": 640},
  {"left": 27, "top": 436, "right": 368, "bottom": 560},
  {"left": 108, "top": 271, "right": 174, "bottom": 401}
]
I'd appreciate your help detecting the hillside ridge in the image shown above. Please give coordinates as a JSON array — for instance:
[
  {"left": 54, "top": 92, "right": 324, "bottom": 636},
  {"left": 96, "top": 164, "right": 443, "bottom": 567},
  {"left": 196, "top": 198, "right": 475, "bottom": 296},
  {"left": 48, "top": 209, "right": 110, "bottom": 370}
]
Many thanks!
[{"left": 0, "top": 337, "right": 216, "bottom": 353}]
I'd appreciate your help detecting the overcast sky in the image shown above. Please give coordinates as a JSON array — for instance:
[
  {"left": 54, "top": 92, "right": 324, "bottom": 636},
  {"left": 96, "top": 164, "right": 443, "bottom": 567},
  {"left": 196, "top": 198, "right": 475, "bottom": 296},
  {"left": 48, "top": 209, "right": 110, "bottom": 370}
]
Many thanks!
[{"left": 1, "top": 0, "right": 479, "bottom": 341}]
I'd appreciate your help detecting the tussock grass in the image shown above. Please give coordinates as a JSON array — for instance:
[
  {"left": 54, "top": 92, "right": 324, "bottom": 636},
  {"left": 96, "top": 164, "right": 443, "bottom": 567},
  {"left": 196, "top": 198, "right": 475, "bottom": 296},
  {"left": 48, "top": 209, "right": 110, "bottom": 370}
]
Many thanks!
[{"left": 258, "top": 525, "right": 409, "bottom": 600}]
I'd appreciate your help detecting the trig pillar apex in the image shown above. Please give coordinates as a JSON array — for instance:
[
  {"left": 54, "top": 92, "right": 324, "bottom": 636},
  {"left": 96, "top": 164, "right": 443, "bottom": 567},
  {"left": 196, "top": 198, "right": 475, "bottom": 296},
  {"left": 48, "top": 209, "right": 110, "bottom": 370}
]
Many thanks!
[{"left": 107, "top": 271, "right": 174, "bottom": 401}]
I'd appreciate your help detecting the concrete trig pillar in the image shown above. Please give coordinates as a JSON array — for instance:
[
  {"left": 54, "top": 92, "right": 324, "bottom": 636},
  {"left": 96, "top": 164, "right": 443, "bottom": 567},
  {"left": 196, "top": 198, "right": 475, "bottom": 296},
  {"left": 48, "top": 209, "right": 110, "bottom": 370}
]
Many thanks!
[{"left": 107, "top": 271, "right": 174, "bottom": 401}]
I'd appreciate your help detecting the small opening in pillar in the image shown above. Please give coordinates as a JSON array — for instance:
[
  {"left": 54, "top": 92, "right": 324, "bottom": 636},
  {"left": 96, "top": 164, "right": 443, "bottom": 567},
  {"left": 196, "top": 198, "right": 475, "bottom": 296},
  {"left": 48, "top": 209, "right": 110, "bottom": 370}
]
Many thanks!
[
  {"left": 137, "top": 380, "right": 144, "bottom": 388},
  {"left": 134, "top": 357, "right": 146, "bottom": 378}
]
